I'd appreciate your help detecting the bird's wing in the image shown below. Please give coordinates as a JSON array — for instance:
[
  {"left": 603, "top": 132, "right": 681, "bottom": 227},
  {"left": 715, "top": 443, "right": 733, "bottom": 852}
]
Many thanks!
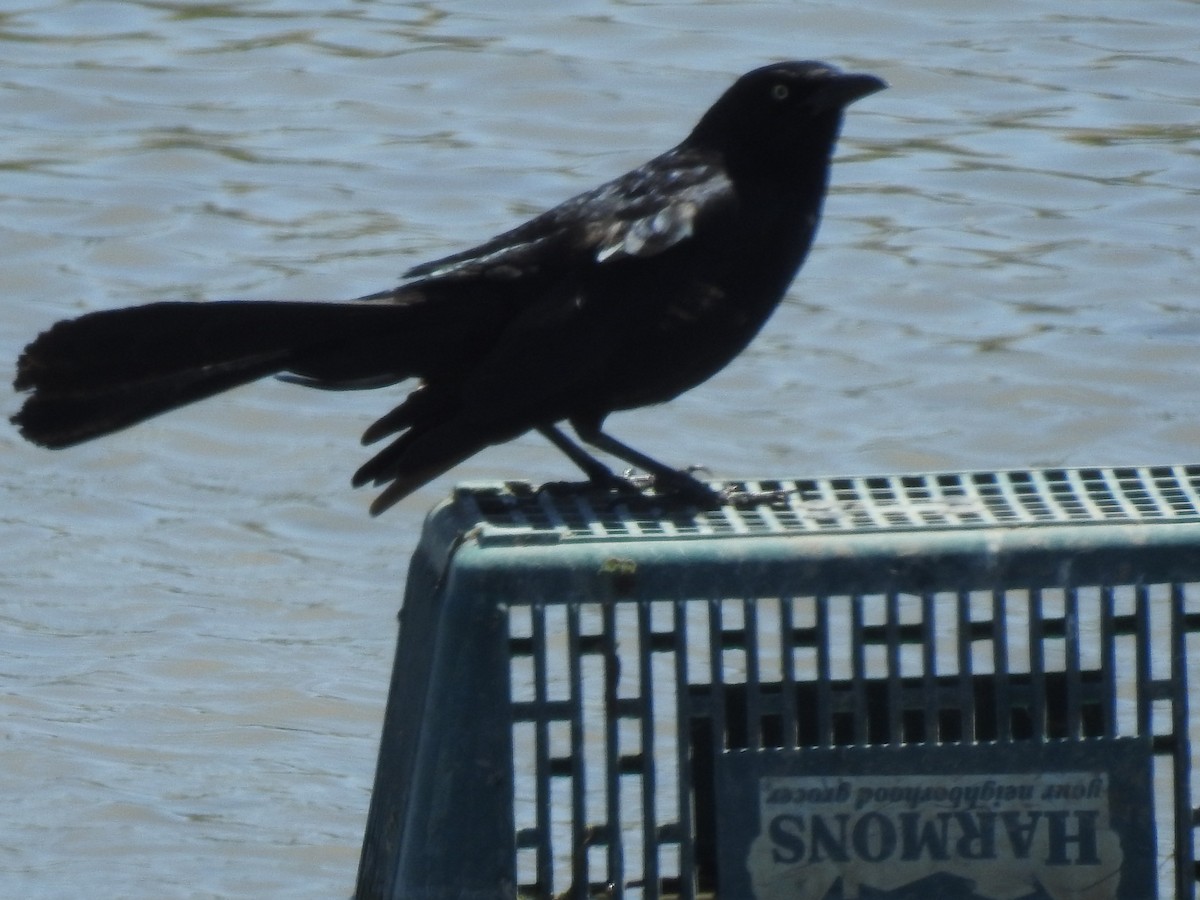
[{"left": 401, "top": 149, "right": 735, "bottom": 284}]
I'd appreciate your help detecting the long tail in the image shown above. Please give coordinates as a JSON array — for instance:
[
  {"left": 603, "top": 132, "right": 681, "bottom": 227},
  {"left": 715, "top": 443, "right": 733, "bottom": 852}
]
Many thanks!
[{"left": 12, "top": 300, "right": 416, "bottom": 449}]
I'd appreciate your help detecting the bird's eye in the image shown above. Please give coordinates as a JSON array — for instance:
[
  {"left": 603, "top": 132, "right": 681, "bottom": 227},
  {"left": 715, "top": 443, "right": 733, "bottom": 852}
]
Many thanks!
[{"left": 771, "top": 83, "right": 790, "bottom": 101}]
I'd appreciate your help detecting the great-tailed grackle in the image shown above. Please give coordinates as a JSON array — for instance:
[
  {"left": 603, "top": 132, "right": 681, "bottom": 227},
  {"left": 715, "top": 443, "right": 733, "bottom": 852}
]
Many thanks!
[{"left": 12, "top": 61, "right": 884, "bottom": 514}]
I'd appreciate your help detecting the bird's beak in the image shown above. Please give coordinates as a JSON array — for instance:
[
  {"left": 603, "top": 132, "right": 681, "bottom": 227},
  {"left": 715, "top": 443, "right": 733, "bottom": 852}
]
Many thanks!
[{"left": 813, "top": 72, "right": 888, "bottom": 112}]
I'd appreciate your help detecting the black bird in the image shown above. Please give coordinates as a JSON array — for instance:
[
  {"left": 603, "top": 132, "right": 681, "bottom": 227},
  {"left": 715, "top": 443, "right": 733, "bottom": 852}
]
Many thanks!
[{"left": 12, "top": 61, "right": 884, "bottom": 515}]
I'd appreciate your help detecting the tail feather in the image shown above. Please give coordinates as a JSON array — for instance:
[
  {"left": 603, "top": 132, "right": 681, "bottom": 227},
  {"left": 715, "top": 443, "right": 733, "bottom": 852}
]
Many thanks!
[
  {"left": 11, "top": 297, "right": 523, "bottom": 511},
  {"left": 12, "top": 300, "right": 417, "bottom": 448},
  {"left": 13, "top": 353, "right": 292, "bottom": 448}
]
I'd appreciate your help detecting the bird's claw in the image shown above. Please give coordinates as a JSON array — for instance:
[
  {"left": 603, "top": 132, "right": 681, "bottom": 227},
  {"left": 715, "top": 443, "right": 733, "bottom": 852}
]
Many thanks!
[
  {"left": 541, "top": 471, "right": 797, "bottom": 514},
  {"left": 610, "top": 469, "right": 652, "bottom": 491},
  {"left": 614, "top": 466, "right": 722, "bottom": 508},
  {"left": 720, "top": 486, "right": 795, "bottom": 507}
]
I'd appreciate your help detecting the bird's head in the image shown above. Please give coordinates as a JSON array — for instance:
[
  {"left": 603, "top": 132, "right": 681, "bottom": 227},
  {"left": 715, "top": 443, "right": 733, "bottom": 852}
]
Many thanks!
[{"left": 686, "top": 61, "right": 886, "bottom": 177}]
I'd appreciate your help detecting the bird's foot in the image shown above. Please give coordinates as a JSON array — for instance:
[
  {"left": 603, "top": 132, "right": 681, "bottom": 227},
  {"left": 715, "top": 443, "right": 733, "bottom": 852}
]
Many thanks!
[
  {"left": 589, "top": 471, "right": 646, "bottom": 495},
  {"left": 720, "top": 486, "right": 795, "bottom": 507},
  {"left": 536, "top": 474, "right": 639, "bottom": 498},
  {"left": 558, "top": 465, "right": 722, "bottom": 508},
  {"left": 628, "top": 465, "right": 724, "bottom": 508},
  {"left": 541, "top": 467, "right": 797, "bottom": 511},
  {"left": 657, "top": 467, "right": 798, "bottom": 508}
]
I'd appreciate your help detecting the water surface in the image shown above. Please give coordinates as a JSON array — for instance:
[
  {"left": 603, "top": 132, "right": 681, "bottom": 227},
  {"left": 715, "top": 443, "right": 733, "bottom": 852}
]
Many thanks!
[{"left": 2, "top": 1, "right": 1198, "bottom": 896}]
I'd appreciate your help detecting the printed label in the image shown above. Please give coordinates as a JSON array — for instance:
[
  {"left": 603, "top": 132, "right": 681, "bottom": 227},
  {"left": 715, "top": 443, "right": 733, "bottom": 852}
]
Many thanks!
[{"left": 717, "top": 741, "right": 1155, "bottom": 900}]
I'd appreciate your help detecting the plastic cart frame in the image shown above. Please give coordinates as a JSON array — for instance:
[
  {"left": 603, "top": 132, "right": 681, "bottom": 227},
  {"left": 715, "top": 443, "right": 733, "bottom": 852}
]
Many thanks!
[{"left": 357, "top": 465, "right": 1200, "bottom": 900}]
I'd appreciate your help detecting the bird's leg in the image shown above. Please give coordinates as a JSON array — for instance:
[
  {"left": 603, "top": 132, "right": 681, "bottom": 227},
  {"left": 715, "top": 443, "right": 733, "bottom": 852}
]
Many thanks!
[
  {"left": 569, "top": 417, "right": 723, "bottom": 506},
  {"left": 537, "top": 425, "right": 637, "bottom": 492}
]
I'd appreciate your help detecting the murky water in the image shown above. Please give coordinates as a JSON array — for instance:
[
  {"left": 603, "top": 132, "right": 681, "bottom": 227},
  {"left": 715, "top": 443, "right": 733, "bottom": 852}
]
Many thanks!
[{"left": 2, "top": 1, "right": 1197, "bottom": 896}]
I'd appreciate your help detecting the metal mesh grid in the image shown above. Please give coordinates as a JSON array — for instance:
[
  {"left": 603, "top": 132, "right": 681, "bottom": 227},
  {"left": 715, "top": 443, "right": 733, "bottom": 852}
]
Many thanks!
[
  {"left": 460, "top": 465, "right": 1200, "bottom": 542},
  {"left": 507, "top": 582, "right": 1200, "bottom": 899}
]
